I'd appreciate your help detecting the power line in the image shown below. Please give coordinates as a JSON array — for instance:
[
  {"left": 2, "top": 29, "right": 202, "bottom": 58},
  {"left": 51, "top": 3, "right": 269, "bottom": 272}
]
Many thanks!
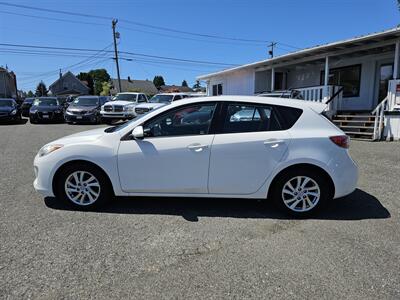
[
  {"left": 0, "top": 43, "right": 238, "bottom": 66},
  {"left": 0, "top": 10, "right": 107, "bottom": 27},
  {"left": 16, "top": 44, "right": 114, "bottom": 82},
  {"left": 0, "top": 1, "right": 300, "bottom": 49}
]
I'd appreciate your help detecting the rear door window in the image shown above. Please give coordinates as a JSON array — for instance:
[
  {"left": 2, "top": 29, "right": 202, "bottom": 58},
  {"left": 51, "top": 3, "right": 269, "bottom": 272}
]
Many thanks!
[{"left": 220, "top": 103, "right": 281, "bottom": 133}]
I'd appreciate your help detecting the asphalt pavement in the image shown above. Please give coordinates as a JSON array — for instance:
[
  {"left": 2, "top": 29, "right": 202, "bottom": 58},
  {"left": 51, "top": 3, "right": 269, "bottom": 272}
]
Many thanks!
[{"left": 0, "top": 121, "right": 399, "bottom": 299}]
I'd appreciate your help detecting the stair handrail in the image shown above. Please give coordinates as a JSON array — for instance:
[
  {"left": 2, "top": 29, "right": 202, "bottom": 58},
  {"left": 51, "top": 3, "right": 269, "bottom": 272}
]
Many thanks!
[{"left": 372, "top": 97, "right": 388, "bottom": 140}]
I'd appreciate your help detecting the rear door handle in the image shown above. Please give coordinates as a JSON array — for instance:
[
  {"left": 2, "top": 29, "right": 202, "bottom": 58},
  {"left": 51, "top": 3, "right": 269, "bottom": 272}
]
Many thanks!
[
  {"left": 263, "top": 139, "right": 285, "bottom": 147},
  {"left": 187, "top": 143, "right": 209, "bottom": 152}
]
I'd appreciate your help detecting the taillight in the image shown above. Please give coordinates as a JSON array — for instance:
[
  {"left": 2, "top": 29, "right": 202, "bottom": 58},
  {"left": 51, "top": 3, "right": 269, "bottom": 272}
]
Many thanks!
[{"left": 329, "top": 135, "right": 349, "bottom": 149}]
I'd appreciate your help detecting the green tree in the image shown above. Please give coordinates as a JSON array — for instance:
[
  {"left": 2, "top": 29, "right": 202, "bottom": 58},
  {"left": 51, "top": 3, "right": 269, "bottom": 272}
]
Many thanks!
[
  {"left": 88, "top": 69, "right": 111, "bottom": 95},
  {"left": 100, "top": 82, "right": 111, "bottom": 96},
  {"left": 153, "top": 75, "right": 165, "bottom": 89},
  {"left": 76, "top": 72, "right": 94, "bottom": 94},
  {"left": 35, "top": 81, "right": 48, "bottom": 97},
  {"left": 192, "top": 80, "right": 201, "bottom": 89},
  {"left": 26, "top": 90, "right": 34, "bottom": 97},
  {"left": 181, "top": 80, "right": 188, "bottom": 87}
]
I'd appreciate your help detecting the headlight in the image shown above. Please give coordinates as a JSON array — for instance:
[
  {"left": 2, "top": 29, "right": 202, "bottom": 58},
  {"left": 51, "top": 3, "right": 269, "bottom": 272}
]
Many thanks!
[
  {"left": 124, "top": 105, "right": 135, "bottom": 112},
  {"left": 86, "top": 109, "right": 97, "bottom": 114},
  {"left": 38, "top": 144, "right": 63, "bottom": 157},
  {"left": 10, "top": 109, "right": 17, "bottom": 115}
]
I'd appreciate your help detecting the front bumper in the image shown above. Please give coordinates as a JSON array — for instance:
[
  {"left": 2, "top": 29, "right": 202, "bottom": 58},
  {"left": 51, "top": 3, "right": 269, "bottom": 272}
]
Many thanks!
[
  {"left": 65, "top": 112, "right": 97, "bottom": 123},
  {"left": 30, "top": 111, "right": 64, "bottom": 122},
  {"left": 0, "top": 114, "right": 16, "bottom": 122},
  {"left": 100, "top": 111, "right": 135, "bottom": 119},
  {"left": 33, "top": 157, "right": 55, "bottom": 197}
]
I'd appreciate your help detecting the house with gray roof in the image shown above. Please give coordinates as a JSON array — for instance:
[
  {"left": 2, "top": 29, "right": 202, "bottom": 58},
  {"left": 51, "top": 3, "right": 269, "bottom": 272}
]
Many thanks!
[
  {"left": 110, "top": 77, "right": 158, "bottom": 95},
  {"left": 49, "top": 71, "right": 90, "bottom": 96}
]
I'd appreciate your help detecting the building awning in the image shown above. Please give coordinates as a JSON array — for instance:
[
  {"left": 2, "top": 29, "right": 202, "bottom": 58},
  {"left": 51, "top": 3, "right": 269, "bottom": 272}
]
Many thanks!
[{"left": 198, "top": 27, "right": 400, "bottom": 80}]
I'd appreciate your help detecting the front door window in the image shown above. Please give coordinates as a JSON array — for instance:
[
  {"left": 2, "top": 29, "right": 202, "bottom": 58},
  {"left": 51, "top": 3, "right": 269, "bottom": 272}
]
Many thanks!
[{"left": 378, "top": 64, "right": 393, "bottom": 102}]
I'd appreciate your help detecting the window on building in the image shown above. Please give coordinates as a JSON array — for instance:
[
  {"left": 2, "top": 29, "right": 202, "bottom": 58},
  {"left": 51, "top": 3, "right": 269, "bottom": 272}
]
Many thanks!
[
  {"left": 321, "top": 64, "right": 361, "bottom": 98},
  {"left": 212, "top": 84, "right": 223, "bottom": 96}
]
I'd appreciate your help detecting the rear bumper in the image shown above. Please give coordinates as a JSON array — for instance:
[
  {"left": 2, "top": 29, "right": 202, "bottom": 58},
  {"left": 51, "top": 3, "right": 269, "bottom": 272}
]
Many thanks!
[{"left": 327, "top": 150, "right": 358, "bottom": 198}]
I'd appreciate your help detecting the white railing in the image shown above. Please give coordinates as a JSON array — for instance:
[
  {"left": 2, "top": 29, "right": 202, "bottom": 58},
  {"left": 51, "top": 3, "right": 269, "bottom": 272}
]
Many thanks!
[
  {"left": 387, "top": 79, "right": 400, "bottom": 111},
  {"left": 296, "top": 85, "right": 343, "bottom": 115},
  {"left": 372, "top": 97, "right": 388, "bottom": 141}
]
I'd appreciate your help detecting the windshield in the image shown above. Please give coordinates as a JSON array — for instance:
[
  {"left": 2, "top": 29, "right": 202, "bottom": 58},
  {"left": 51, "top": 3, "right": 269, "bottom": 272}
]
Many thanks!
[
  {"left": 71, "top": 97, "right": 99, "bottom": 106},
  {"left": 114, "top": 94, "right": 137, "bottom": 102},
  {"left": 0, "top": 100, "right": 14, "bottom": 107},
  {"left": 149, "top": 94, "right": 174, "bottom": 103},
  {"left": 33, "top": 98, "right": 59, "bottom": 107}
]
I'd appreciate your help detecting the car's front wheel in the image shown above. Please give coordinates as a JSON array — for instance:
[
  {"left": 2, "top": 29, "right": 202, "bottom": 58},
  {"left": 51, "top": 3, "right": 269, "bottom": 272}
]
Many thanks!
[
  {"left": 271, "top": 168, "right": 331, "bottom": 217},
  {"left": 55, "top": 163, "right": 112, "bottom": 209}
]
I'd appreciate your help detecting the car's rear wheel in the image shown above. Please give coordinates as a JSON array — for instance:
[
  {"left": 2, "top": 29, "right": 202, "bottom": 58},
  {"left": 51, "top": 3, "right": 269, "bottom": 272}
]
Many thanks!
[
  {"left": 271, "top": 169, "right": 330, "bottom": 217},
  {"left": 55, "top": 163, "right": 112, "bottom": 209}
]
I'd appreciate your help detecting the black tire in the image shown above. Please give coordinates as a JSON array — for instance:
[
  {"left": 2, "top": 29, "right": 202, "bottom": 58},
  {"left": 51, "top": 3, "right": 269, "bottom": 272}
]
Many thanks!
[
  {"left": 54, "top": 163, "right": 113, "bottom": 209},
  {"left": 29, "top": 117, "right": 36, "bottom": 124},
  {"left": 270, "top": 168, "right": 331, "bottom": 217}
]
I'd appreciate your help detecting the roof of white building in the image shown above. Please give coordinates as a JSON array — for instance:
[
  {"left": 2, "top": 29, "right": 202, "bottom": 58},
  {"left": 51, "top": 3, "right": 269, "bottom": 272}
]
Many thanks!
[{"left": 197, "top": 26, "right": 400, "bottom": 80}]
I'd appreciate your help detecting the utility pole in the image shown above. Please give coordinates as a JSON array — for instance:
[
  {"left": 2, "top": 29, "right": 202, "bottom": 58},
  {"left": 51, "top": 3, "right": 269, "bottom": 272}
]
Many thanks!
[
  {"left": 268, "top": 42, "right": 277, "bottom": 58},
  {"left": 112, "top": 19, "right": 122, "bottom": 93}
]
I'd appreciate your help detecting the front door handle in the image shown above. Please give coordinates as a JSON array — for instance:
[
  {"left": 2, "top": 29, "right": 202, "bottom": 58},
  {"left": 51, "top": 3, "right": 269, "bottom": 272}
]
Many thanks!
[
  {"left": 263, "top": 139, "right": 285, "bottom": 148},
  {"left": 187, "top": 143, "right": 209, "bottom": 152}
]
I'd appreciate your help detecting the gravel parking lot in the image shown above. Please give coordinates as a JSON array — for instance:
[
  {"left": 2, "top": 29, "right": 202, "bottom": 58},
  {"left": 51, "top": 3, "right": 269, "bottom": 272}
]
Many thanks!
[{"left": 0, "top": 121, "right": 399, "bottom": 299}]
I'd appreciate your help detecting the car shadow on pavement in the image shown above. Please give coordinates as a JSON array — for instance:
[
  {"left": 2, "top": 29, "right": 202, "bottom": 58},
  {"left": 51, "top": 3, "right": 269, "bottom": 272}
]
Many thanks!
[{"left": 44, "top": 188, "right": 390, "bottom": 221}]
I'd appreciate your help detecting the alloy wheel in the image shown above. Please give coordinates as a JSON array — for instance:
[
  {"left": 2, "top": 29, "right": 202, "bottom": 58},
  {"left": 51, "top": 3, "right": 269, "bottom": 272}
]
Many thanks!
[
  {"left": 64, "top": 171, "right": 101, "bottom": 206},
  {"left": 281, "top": 176, "right": 320, "bottom": 212}
]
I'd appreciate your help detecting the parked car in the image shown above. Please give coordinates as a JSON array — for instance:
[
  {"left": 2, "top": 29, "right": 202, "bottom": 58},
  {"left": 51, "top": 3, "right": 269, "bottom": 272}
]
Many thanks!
[
  {"left": 29, "top": 97, "right": 65, "bottom": 124},
  {"left": 21, "top": 97, "right": 35, "bottom": 117},
  {"left": 100, "top": 92, "right": 148, "bottom": 124},
  {"left": 33, "top": 95, "right": 358, "bottom": 216},
  {"left": 0, "top": 98, "right": 22, "bottom": 123},
  {"left": 64, "top": 96, "right": 110, "bottom": 124},
  {"left": 257, "top": 90, "right": 304, "bottom": 99},
  {"left": 134, "top": 93, "right": 190, "bottom": 115}
]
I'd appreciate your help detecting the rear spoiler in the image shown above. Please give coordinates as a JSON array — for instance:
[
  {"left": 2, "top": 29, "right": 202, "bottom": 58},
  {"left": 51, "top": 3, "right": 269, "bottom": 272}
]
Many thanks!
[{"left": 300, "top": 101, "right": 328, "bottom": 114}]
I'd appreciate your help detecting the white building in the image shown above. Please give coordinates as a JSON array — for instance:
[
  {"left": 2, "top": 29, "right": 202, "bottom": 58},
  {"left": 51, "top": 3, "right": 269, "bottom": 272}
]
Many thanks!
[{"left": 198, "top": 27, "right": 400, "bottom": 141}]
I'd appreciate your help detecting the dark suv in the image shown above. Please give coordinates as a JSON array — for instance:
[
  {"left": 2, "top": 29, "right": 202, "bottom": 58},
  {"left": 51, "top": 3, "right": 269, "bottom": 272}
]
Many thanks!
[
  {"left": 29, "top": 97, "right": 65, "bottom": 123},
  {"left": 64, "top": 96, "right": 110, "bottom": 124},
  {"left": 0, "top": 98, "right": 22, "bottom": 123}
]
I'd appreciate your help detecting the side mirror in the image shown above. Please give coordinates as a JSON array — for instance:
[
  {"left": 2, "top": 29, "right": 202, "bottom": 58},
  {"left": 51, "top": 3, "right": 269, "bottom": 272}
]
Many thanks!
[{"left": 132, "top": 126, "right": 144, "bottom": 139}]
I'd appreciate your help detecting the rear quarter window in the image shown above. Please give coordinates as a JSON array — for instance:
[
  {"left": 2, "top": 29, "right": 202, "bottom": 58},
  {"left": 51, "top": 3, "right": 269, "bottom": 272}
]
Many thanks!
[{"left": 274, "top": 106, "right": 303, "bottom": 130}]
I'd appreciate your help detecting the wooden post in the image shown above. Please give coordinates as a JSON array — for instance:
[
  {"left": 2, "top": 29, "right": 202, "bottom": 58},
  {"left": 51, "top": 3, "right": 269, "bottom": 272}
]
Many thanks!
[
  {"left": 394, "top": 40, "right": 400, "bottom": 79},
  {"left": 271, "top": 68, "right": 275, "bottom": 91}
]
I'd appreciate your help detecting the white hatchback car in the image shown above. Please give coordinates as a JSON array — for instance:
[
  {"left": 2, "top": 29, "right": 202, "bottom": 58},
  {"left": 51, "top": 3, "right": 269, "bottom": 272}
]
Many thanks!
[{"left": 33, "top": 96, "right": 358, "bottom": 216}]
